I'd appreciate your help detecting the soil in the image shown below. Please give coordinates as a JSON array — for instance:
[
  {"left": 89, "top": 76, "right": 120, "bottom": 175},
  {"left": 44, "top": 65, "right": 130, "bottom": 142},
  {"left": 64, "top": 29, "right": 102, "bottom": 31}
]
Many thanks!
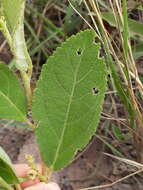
[{"left": 0, "top": 122, "right": 31, "bottom": 161}]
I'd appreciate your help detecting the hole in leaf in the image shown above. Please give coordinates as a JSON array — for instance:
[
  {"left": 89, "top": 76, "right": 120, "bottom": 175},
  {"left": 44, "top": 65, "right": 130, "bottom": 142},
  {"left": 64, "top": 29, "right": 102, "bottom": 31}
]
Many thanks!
[
  {"left": 77, "top": 48, "right": 82, "bottom": 55},
  {"left": 108, "top": 74, "right": 111, "bottom": 78},
  {"left": 81, "top": 155, "right": 85, "bottom": 159},
  {"left": 92, "top": 88, "right": 99, "bottom": 95},
  {"left": 99, "top": 47, "right": 105, "bottom": 57},
  {"left": 94, "top": 37, "right": 100, "bottom": 44}
]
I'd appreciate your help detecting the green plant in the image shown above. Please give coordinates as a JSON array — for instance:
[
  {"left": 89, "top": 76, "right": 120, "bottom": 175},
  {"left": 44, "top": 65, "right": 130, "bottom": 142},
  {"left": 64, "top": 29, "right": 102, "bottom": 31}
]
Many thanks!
[
  {"left": 76, "top": 0, "right": 143, "bottom": 162},
  {"left": 0, "top": 0, "right": 107, "bottom": 189}
]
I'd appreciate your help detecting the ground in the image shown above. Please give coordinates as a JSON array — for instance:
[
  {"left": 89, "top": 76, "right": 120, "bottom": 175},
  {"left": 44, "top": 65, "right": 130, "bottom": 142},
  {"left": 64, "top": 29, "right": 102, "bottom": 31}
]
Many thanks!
[{"left": 0, "top": 119, "right": 143, "bottom": 190}]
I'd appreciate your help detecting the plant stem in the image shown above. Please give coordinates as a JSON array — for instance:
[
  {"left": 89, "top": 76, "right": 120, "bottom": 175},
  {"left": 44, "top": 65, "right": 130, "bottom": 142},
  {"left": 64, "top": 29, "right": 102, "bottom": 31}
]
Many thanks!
[
  {"left": 20, "top": 71, "right": 32, "bottom": 107},
  {"left": 15, "top": 184, "right": 22, "bottom": 190},
  {"left": 11, "top": 0, "right": 33, "bottom": 107},
  {"left": 0, "top": 17, "right": 12, "bottom": 51}
]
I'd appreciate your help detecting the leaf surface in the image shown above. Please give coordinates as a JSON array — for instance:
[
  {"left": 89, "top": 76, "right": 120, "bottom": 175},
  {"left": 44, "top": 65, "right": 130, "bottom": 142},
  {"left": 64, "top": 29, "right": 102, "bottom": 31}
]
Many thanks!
[
  {"left": 102, "top": 12, "right": 143, "bottom": 37},
  {"left": 133, "top": 42, "right": 143, "bottom": 59},
  {"left": 0, "top": 62, "right": 27, "bottom": 121},
  {"left": 0, "top": 147, "right": 19, "bottom": 184},
  {"left": 32, "top": 30, "right": 107, "bottom": 170},
  {"left": 1, "top": 0, "right": 25, "bottom": 33}
]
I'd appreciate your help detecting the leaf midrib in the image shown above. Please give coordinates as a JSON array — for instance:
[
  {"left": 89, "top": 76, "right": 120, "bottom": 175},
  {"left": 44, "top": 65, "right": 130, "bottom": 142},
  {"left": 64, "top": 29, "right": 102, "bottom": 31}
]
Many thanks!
[
  {"left": 0, "top": 91, "right": 26, "bottom": 121},
  {"left": 51, "top": 54, "right": 83, "bottom": 168}
]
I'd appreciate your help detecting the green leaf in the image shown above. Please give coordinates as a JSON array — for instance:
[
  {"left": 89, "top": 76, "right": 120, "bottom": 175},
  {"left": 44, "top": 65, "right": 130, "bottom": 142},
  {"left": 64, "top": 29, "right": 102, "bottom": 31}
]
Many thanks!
[
  {"left": 102, "top": 12, "right": 143, "bottom": 37},
  {"left": 64, "top": 5, "right": 82, "bottom": 34},
  {"left": 0, "top": 0, "right": 30, "bottom": 72},
  {"left": 112, "top": 124, "right": 125, "bottom": 141},
  {"left": 133, "top": 42, "right": 143, "bottom": 59},
  {"left": 0, "top": 186, "right": 6, "bottom": 190},
  {"left": 0, "top": 62, "right": 27, "bottom": 121},
  {"left": 0, "top": 147, "right": 19, "bottom": 184},
  {"left": 32, "top": 30, "right": 107, "bottom": 170},
  {"left": 0, "top": 0, "right": 25, "bottom": 33}
]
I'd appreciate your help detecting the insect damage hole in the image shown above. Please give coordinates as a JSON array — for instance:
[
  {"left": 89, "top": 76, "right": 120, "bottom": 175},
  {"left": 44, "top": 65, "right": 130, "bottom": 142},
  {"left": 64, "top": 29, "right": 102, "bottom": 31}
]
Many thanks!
[
  {"left": 92, "top": 88, "right": 99, "bottom": 95},
  {"left": 77, "top": 48, "right": 83, "bottom": 56}
]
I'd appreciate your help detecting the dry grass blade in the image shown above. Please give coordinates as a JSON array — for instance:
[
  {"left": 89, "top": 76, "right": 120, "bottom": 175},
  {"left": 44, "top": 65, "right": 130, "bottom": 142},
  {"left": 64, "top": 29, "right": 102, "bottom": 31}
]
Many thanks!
[
  {"left": 104, "top": 152, "right": 143, "bottom": 168},
  {"left": 79, "top": 168, "right": 143, "bottom": 190},
  {"left": 68, "top": 0, "right": 94, "bottom": 31},
  {"left": 79, "top": 153, "right": 143, "bottom": 189}
]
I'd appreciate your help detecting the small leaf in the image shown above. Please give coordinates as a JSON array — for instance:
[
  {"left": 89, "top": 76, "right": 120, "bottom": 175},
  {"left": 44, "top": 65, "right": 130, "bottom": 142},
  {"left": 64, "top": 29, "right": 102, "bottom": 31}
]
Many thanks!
[
  {"left": 32, "top": 30, "right": 107, "bottom": 170},
  {"left": 1, "top": 0, "right": 30, "bottom": 72},
  {"left": 0, "top": 147, "right": 19, "bottom": 184},
  {"left": 0, "top": 0, "right": 25, "bottom": 33},
  {"left": 0, "top": 62, "right": 27, "bottom": 121},
  {"left": 133, "top": 42, "right": 143, "bottom": 59},
  {"left": 0, "top": 186, "right": 6, "bottom": 190},
  {"left": 102, "top": 12, "right": 143, "bottom": 37},
  {"left": 112, "top": 124, "right": 124, "bottom": 141}
]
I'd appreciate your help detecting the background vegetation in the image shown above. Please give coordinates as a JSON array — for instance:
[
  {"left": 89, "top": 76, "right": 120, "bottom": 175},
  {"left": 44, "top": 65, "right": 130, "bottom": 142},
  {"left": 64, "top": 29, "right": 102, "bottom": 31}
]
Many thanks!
[{"left": 0, "top": 0, "right": 143, "bottom": 189}]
